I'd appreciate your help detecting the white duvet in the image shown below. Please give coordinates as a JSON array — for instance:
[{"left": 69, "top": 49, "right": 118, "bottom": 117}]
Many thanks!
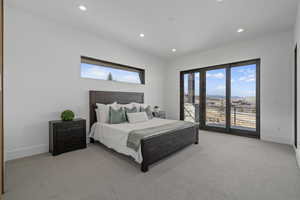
[{"left": 89, "top": 118, "right": 178, "bottom": 163}]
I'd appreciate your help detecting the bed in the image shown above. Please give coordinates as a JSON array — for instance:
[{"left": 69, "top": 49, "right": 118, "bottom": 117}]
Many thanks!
[{"left": 89, "top": 91, "right": 199, "bottom": 172}]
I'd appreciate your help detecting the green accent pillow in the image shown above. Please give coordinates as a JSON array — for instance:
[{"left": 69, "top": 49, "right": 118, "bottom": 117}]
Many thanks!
[
  {"left": 125, "top": 106, "right": 138, "bottom": 113},
  {"left": 109, "top": 107, "right": 126, "bottom": 124},
  {"left": 141, "top": 106, "right": 153, "bottom": 119},
  {"left": 125, "top": 107, "right": 138, "bottom": 121}
]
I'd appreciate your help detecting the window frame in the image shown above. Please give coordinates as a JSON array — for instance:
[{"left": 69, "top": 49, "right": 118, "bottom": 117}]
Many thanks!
[
  {"left": 180, "top": 58, "right": 260, "bottom": 139},
  {"left": 81, "top": 56, "right": 145, "bottom": 85}
]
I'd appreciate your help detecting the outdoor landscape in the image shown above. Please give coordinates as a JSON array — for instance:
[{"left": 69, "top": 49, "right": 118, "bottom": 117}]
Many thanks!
[
  {"left": 184, "top": 64, "right": 256, "bottom": 130},
  {"left": 184, "top": 95, "right": 256, "bottom": 130}
]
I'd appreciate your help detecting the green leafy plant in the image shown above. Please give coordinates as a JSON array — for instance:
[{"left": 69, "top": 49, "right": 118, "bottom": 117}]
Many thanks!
[{"left": 61, "top": 110, "right": 75, "bottom": 121}]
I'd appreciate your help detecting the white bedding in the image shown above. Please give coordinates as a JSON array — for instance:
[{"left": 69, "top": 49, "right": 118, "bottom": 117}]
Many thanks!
[{"left": 89, "top": 118, "right": 179, "bottom": 163}]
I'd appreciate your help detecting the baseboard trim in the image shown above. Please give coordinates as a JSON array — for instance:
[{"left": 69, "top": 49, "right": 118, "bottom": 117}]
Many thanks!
[
  {"left": 296, "top": 148, "right": 300, "bottom": 169},
  {"left": 5, "top": 144, "right": 48, "bottom": 161},
  {"left": 260, "top": 136, "right": 292, "bottom": 145}
]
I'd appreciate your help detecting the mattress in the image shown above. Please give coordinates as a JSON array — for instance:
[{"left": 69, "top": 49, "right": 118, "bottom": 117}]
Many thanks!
[{"left": 89, "top": 118, "right": 179, "bottom": 163}]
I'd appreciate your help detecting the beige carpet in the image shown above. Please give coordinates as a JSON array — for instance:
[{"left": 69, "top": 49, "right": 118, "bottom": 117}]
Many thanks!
[{"left": 4, "top": 131, "right": 300, "bottom": 200}]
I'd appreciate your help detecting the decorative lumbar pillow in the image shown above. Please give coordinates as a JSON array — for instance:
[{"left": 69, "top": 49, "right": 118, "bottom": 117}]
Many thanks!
[
  {"left": 141, "top": 106, "right": 153, "bottom": 119},
  {"left": 109, "top": 107, "right": 127, "bottom": 124},
  {"left": 125, "top": 107, "right": 138, "bottom": 121},
  {"left": 127, "top": 112, "right": 148, "bottom": 123}
]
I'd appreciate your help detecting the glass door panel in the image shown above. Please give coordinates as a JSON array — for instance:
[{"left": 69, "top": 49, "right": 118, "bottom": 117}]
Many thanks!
[
  {"left": 231, "top": 64, "right": 256, "bottom": 131},
  {"left": 205, "top": 68, "right": 226, "bottom": 128},
  {"left": 180, "top": 59, "right": 259, "bottom": 138},
  {"left": 183, "top": 72, "right": 200, "bottom": 122}
]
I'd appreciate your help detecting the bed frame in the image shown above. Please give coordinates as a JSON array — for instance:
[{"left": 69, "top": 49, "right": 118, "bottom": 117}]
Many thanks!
[{"left": 89, "top": 90, "right": 199, "bottom": 172}]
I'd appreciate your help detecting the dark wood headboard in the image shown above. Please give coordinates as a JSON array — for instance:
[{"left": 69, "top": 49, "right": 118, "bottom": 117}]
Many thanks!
[{"left": 89, "top": 91, "right": 144, "bottom": 128}]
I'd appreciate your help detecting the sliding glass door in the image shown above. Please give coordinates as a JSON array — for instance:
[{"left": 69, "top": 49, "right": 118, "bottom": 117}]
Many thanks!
[
  {"left": 180, "top": 59, "right": 260, "bottom": 138},
  {"left": 231, "top": 63, "right": 257, "bottom": 132},
  {"left": 205, "top": 68, "right": 226, "bottom": 128},
  {"left": 182, "top": 72, "right": 200, "bottom": 123}
]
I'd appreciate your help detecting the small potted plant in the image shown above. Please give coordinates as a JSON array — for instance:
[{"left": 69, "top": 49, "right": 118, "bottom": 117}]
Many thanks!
[{"left": 61, "top": 110, "right": 75, "bottom": 121}]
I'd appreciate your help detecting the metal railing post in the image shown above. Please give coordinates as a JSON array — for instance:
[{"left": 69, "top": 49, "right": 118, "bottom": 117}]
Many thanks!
[{"left": 234, "top": 106, "right": 236, "bottom": 126}]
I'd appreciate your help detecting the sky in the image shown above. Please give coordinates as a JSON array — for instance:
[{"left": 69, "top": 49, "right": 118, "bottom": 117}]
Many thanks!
[
  {"left": 184, "top": 64, "right": 256, "bottom": 97},
  {"left": 81, "top": 63, "right": 141, "bottom": 84}
]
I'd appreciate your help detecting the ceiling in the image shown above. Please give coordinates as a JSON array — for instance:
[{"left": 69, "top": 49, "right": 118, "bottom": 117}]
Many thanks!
[{"left": 7, "top": 0, "right": 299, "bottom": 60}]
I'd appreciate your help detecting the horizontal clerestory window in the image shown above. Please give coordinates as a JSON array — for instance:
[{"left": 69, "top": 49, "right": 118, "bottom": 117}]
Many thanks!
[{"left": 81, "top": 56, "right": 145, "bottom": 84}]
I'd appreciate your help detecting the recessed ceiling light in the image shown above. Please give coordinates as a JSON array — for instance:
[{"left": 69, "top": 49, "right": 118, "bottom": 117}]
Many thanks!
[
  {"left": 237, "top": 28, "right": 244, "bottom": 33},
  {"left": 217, "top": 0, "right": 224, "bottom": 3},
  {"left": 139, "top": 33, "right": 145, "bottom": 38},
  {"left": 172, "top": 48, "right": 177, "bottom": 52},
  {"left": 79, "top": 5, "right": 87, "bottom": 11}
]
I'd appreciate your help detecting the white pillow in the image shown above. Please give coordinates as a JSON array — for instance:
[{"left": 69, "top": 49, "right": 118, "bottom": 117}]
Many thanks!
[
  {"left": 140, "top": 104, "right": 152, "bottom": 111},
  {"left": 127, "top": 112, "right": 149, "bottom": 123},
  {"left": 130, "top": 103, "right": 151, "bottom": 112},
  {"left": 95, "top": 109, "right": 101, "bottom": 123},
  {"left": 130, "top": 102, "right": 141, "bottom": 111},
  {"left": 95, "top": 102, "right": 118, "bottom": 123},
  {"left": 139, "top": 104, "right": 147, "bottom": 108},
  {"left": 119, "top": 103, "right": 133, "bottom": 109},
  {"left": 96, "top": 102, "right": 117, "bottom": 109}
]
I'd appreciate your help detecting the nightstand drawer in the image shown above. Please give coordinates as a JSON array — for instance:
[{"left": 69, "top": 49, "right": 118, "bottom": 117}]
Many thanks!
[
  {"left": 54, "top": 121, "right": 84, "bottom": 131},
  {"left": 56, "top": 127, "right": 85, "bottom": 140},
  {"left": 55, "top": 136, "right": 86, "bottom": 154}
]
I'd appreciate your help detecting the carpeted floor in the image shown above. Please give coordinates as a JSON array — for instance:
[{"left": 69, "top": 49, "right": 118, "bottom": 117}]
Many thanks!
[{"left": 4, "top": 131, "right": 300, "bottom": 200}]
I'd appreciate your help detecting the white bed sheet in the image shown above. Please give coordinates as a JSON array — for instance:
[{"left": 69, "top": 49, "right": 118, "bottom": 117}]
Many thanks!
[{"left": 89, "top": 118, "right": 178, "bottom": 163}]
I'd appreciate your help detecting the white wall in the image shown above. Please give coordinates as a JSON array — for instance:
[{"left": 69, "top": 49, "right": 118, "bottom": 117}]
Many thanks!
[
  {"left": 294, "top": 1, "right": 300, "bottom": 166},
  {"left": 164, "top": 31, "right": 294, "bottom": 145},
  {"left": 4, "top": 6, "right": 166, "bottom": 160},
  {"left": 5, "top": 4, "right": 296, "bottom": 161}
]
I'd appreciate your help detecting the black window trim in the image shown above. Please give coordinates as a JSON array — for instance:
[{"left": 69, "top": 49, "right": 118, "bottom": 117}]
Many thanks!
[
  {"left": 81, "top": 56, "right": 145, "bottom": 85},
  {"left": 180, "top": 58, "right": 260, "bottom": 139}
]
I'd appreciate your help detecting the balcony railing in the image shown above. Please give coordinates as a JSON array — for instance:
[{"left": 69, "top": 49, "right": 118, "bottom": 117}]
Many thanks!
[
  {"left": 230, "top": 105, "right": 256, "bottom": 129},
  {"left": 184, "top": 103, "right": 256, "bottom": 129}
]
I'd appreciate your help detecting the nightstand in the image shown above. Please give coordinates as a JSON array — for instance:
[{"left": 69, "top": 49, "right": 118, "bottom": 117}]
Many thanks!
[
  {"left": 153, "top": 111, "right": 166, "bottom": 119},
  {"left": 49, "top": 118, "right": 86, "bottom": 156}
]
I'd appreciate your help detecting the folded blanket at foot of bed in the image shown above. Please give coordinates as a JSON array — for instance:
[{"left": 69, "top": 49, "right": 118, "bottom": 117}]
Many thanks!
[{"left": 127, "top": 121, "right": 196, "bottom": 151}]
